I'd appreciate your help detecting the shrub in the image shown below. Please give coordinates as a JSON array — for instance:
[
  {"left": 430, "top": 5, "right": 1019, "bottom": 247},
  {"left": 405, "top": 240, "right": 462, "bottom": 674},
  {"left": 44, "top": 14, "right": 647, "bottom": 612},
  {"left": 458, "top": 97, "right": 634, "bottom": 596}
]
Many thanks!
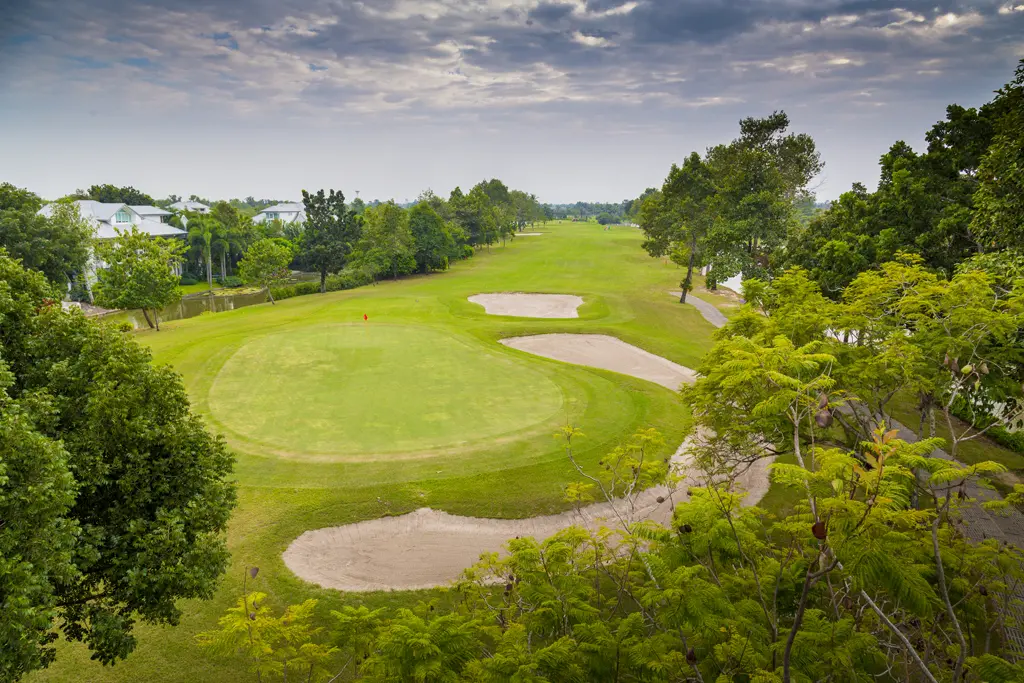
[
  {"left": 294, "top": 281, "right": 320, "bottom": 296},
  {"left": 216, "top": 275, "right": 244, "bottom": 288},
  {"left": 461, "top": 245, "right": 474, "bottom": 260},
  {"left": 268, "top": 284, "right": 297, "bottom": 301},
  {"left": 325, "top": 268, "right": 374, "bottom": 292},
  {"left": 179, "top": 275, "right": 199, "bottom": 286}
]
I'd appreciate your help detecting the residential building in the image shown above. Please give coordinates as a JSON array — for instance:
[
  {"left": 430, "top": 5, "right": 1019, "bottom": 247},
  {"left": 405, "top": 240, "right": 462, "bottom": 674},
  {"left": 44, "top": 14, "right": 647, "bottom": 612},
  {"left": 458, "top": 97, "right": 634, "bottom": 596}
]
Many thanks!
[
  {"left": 168, "top": 200, "right": 211, "bottom": 213},
  {"left": 38, "top": 200, "right": 188, "bottom": 292},
  {"left": 252, "top": 202, "right": 305, "bottom": 225}
]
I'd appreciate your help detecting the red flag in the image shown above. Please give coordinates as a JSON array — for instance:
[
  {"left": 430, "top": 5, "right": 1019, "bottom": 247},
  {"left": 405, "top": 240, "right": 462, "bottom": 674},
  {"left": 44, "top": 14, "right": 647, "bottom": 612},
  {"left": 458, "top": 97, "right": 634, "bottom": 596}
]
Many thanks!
[{"left": 363, "top": 314, "right": 368, "bottom": 321}]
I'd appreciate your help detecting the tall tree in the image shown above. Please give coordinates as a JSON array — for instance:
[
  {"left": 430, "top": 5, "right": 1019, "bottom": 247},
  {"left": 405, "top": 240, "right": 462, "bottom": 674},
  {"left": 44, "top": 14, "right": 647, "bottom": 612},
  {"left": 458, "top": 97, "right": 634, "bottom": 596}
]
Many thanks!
[
  {"left": 408, "top": 202, "right": 451, "bottom": 273},
  {"left": 237, "top": 238, "right": 293, "bottom": 304},
  {"left": 92, "top": 227, "right": 185, "bottom": 330},
  {"left": 299, "top": 189, "right": 362, "bottom": 293},
  {"left": 187, "top": 215, "right": 218, "bottom": 293},
  {"left": 972, "top": 59, "right": 1024, "bottom": 250},
  {"left": 639, "top": 152, "right": 716, "bottom": 303},
  {"left": 705, "top": 111, "right": 822, "bottom": 281},
  {"left": 0, "top": 252, "right": 235, "bottom": 679},
  {"left": 359, "top": 201, "right": 415, "bottom": 280},
  {"left": 0, "top": 186, "right": 93, "bottom": 287}
]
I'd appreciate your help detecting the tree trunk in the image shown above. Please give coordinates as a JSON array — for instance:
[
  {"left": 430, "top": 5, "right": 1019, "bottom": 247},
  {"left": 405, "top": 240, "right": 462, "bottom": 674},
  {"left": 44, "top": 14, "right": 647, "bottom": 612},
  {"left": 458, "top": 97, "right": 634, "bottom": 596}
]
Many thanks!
[
  {"left": 221, "top": 251, "right": 227, "bottom": 282},
  {"left": 154, "top": 312, "right": 160, "bottom": 331},
  {"left": 267, "top": 287, "right": 276, "bottom": 305},
  {"left": 206, "top": 252, "right": 213, "bottom": 293},
  {"left": 320, "top": 268, "right": 327, "bottom": 294},
  {"left": 140, "top": 307, "right": 154, "bottom": 329},
  {"left": 680, "top": 235, "right": 696, "bottom": 304}
]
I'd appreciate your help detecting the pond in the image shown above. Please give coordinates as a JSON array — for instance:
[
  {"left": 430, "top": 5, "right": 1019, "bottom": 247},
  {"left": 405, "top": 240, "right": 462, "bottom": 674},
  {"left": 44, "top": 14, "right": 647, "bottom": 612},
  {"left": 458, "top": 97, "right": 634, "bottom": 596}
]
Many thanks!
[{"left": 106, "top": 272, "right": 320, "bottom": 328}]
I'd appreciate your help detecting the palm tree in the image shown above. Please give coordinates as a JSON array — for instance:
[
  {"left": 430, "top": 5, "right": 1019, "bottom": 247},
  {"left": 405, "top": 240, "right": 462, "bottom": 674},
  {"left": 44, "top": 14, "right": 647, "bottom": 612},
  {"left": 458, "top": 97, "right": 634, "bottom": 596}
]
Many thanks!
[{"left": 188, "top": 217, "right": 215, "bottom": 293}]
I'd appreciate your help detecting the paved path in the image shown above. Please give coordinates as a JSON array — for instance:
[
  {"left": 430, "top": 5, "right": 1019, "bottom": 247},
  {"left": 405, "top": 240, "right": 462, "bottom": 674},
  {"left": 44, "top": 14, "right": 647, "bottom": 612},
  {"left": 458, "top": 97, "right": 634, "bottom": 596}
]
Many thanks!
[
  {"left": 890, "top": 419, "right": 1024, "bottom": 654},
  {"left": 669, "top": 292, "right": 728, "bottom": 328}
]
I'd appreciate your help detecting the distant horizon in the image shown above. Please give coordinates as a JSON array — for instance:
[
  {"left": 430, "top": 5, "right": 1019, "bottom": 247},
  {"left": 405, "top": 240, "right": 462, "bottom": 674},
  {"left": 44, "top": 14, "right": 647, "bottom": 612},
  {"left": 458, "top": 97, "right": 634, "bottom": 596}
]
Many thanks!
[{"left": 3, "top": 0, "right": 1022, "bottom": 204}]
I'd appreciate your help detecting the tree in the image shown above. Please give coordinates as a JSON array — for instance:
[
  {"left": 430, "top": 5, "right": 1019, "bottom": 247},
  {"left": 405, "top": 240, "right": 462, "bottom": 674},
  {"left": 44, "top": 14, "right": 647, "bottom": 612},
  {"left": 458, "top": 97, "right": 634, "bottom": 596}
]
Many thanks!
[
  {"left": 80, "top": 184, "right": 155, "bottom": 206},
  {"left": 92, "top": 227, "right": 185, "bottom": 330},
  {"left": 639, "top": 152, "right": 716, "bottom": 303},
  {"left": 0, "top": 251, "right": 235, "bottom": 679},
  {"left": 187, "top": 215, "right": 218, "bottom": 294},
  {"left": 0, "top": 185, "right": 93, "bottom": 287},
  {"left": 408, "top": 202, "right": 451, "bottom": 273},
  {"left": 972, "top": 59, "right": 1024, "bottom": 250},
  {"left": 299, "top": 189, "right": 362, "bottom": 293},
  {"left": 358, "top": 201, "right": 415, "bottom": 280},
  {"left": 705, "top": 111, "right": 822, "bottom": 281},
  {"left": 238, "top": 239, "right": 293, "bottom": 304}
]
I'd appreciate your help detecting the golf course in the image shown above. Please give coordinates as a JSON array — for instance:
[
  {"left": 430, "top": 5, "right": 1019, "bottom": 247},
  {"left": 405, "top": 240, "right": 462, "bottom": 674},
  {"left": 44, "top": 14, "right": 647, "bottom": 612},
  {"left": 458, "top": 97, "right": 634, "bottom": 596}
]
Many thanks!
[{"left": 29, "top": 219, "right": 735, "bottom": 682}]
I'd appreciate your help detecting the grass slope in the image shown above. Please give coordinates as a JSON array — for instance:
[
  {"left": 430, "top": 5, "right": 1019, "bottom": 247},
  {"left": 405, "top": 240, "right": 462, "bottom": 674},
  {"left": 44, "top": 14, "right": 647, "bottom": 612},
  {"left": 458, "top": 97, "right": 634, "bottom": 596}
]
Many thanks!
[{"left": 31, "top": 222, "right": 718, "bottom": 683}]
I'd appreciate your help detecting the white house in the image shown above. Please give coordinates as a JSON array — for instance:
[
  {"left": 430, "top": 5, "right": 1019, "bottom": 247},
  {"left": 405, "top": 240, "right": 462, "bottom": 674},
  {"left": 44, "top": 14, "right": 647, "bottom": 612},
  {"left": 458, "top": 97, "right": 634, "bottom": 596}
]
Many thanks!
[
  {"left": 168, "top": 200, "right": 210, "bottom": 213},
  {"left": 252, "top": 202, "right": 305, "bottom": 225},
  {"left": 38, "top": 201, "right": 188, "bottom": 291}
]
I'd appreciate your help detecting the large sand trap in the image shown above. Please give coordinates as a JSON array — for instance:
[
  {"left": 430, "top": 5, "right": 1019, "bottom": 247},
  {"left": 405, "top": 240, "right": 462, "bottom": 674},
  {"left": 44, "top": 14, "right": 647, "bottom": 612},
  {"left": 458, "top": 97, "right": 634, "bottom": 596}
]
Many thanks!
[
  {"left": 469, "top": 293, "right": 583, "bottom": 318},
  {"left": 517, "top": 232, "right": 544, "bottom": 236},
  {"left": 668, "top": 292, "right": 728, "bottom": 329},
  {"left": 283, "top": 437, "right": 771, "bottom": 591},
  {"left": 283, "top": 335, "right": 746, "bottom": 592},
  {"left": 500, "top": 333, "right": 696, "bottom": 390}
]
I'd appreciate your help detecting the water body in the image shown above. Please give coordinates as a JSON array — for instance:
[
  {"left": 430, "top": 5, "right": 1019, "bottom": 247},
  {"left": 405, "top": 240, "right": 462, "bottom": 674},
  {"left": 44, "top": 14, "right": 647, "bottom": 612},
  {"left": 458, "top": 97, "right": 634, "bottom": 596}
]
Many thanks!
[{"left": 115, "top": 289, "right": 272, "bottom": 328}]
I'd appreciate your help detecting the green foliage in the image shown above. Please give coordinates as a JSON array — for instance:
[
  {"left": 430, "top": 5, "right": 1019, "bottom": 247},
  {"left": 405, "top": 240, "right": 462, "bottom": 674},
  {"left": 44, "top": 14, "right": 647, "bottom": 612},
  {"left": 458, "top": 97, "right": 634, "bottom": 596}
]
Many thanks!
[
  {"left": 80, "top": 184, "right": 155, "bottom": 206},
  {"left": 179, "top": 275, "right": 199, "bottom": 286},
  {"left": 237, "top": 238, "right": 293, "bottom": 304},
  {"left": 0, "top": 185, "right": 93, "bottom": 286},
  {"left": 0, "top": 252, "right": 236, "bottom": 680},
  {"left": 356, "top": 201, "right": 416, "bottom": 280},
  {"left": 408, "top": 202, "right": 452, "bottom": 273},
  {"left": 299, "top": 189, "right": 363, "bottom": 293},
  {"left": 972, "top": 59, "right": 1024, "bottom": 251},
  {"left": 93, "top": 227, "right": 185, "bottom": 330}
]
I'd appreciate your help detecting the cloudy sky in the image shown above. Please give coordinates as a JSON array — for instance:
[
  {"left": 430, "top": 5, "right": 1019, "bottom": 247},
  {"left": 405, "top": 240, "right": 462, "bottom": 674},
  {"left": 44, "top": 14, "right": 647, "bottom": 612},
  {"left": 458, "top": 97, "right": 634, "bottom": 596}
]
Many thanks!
[{"left": 1, "top": 0, "right": 1022, "bottom": 203}]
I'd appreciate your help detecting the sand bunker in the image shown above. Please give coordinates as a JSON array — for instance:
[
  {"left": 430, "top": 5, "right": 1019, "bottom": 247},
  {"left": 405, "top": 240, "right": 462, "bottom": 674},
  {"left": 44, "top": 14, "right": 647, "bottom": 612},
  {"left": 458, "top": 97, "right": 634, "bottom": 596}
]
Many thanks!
[
  {"left": 517, "top": 232, "right": 543, "bottom": 236},
  {"left": 668, "top": 292, "right": 728, "bottom": 329},
  {"left": 501, "top": 333, "right": 696, "bottom": 390},
  {"left": 283, "top": 335, "right": 748, "bottom": 592},
  {"left": 283, "top": 436, "right": 771, "bottom": 591},
  {"left": 469, "top": 293, "right": 583, "bottom": 318}
]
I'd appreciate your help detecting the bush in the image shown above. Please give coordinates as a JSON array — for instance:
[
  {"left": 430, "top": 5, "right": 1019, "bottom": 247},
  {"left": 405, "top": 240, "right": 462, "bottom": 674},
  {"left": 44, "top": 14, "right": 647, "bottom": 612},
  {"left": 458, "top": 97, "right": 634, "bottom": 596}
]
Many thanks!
[
  {"left": 325, "top": 268, "right": 374, "bottom": 292},
  {"left": 268, "top": 284, "right": 297, "bottom": 301},
  {"left": 461, "top": 245, "right": 474, "bottom": 260},
  {"left": 216, "top": 275, "right": 243, "bottom": 288},
  {"left": 294, "top": 281, "right": 320, "bottom": 296},
  {"left": 179, "top": 275, "right": 199, "bottom": 286}
]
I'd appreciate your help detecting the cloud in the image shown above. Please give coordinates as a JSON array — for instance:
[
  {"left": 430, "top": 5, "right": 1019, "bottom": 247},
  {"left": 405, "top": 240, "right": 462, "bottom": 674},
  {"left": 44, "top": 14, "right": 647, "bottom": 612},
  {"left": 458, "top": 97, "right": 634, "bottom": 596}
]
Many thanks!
[{"left": 0, "top": 0, "right": 1021, "bottom": 127}]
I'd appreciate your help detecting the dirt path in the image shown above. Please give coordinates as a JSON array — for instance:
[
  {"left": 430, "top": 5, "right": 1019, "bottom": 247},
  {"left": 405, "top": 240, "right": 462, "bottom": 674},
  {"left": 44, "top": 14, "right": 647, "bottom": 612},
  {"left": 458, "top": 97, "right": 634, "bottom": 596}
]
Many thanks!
[
  {"left": 468, "top": 293, "right": 583, "bottom": 318},
  {"left": 283, "top": 334, "right": 760, "bottom": 592}
]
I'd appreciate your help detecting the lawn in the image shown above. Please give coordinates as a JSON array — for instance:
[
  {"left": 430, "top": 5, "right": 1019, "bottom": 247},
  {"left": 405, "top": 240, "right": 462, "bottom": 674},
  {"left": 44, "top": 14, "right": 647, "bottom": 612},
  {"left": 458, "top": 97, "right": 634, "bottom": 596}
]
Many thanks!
[{"left": 32, "top": 221, "right": 719, "bottom": 683}]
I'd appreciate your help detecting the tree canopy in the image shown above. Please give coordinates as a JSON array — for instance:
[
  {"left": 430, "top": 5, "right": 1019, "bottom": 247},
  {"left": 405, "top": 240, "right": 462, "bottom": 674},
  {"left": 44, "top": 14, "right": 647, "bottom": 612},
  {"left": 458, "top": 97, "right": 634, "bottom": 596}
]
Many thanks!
[
  {"left": 299, "top": 189, "right": 362, "bottom": 293},
  {"left": 0, "top": 251, "right": 235, "bottom": 680},
  {"left": 0, "top": 185, "right": 93, "bottom": 287},
  {"left": 78, "top": 184, "right": 156, "bottom": 206}
]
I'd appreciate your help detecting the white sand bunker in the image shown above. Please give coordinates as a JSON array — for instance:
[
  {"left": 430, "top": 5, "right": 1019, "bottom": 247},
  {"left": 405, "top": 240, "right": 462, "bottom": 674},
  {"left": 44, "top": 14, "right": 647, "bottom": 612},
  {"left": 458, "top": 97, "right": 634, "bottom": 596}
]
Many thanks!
[
  {"left": 501, "top": 333, "right": 696, "bottom": 390},
  {"left": 283, "top": 335, "right": 750, "bottom": 592},
  {"left": 517, "top": 232, "right": 543, "bottom": 236},
  {"left": 283, "top": 437, "right": 771, "bottom": 591},
  {"left": 469, "top": 293, "right": 583, "bottom": 318}
]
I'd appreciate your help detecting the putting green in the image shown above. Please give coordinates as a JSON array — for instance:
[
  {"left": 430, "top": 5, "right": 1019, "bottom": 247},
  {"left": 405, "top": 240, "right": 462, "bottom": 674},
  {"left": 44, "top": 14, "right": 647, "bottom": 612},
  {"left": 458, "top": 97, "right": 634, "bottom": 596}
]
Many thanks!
[{"left": 208, "top": 324, "right": 565, "bottom": 460}]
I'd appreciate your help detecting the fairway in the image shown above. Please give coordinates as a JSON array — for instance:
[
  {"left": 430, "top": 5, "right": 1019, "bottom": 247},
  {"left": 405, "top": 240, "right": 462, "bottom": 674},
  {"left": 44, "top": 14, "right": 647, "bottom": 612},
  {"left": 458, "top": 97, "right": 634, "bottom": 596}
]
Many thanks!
[
  {"left": 209, "top": 324, "right": 564, "bottom": 460},
  {"left": 31, "top": 221, "right": 725, "bottom": 683}
]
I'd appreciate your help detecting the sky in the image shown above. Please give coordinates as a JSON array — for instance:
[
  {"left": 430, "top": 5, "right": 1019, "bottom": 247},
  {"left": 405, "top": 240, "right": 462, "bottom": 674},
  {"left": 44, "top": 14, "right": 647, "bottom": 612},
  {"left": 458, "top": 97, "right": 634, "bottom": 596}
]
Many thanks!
[{"left": 1, "top": 0, "right": 1022, "bottom": 204}]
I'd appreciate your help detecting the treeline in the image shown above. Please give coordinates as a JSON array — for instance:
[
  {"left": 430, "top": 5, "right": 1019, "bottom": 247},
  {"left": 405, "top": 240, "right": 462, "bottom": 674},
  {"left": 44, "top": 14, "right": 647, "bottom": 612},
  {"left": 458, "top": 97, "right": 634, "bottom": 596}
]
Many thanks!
[{"left": 639, "top": 58, "right": 1024, "bottom": 302}]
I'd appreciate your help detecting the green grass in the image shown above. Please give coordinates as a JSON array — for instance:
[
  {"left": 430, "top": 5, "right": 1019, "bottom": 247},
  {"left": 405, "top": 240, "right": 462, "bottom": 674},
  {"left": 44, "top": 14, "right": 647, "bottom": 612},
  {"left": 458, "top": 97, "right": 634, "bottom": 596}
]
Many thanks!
[{"left": 33, "top": 220, "right": 719, "bottom": 683}]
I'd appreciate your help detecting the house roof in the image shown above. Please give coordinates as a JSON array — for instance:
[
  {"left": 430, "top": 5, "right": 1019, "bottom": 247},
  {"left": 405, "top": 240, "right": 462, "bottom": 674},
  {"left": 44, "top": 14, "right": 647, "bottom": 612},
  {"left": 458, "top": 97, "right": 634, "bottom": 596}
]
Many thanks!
[
  {"left": 169, "top": 200, "right": 210, "bottom": 211},
  {"left": 38, "top": 200, "right": 124, "bottom": 222},
  {"left": 94, "top": 220, "right": 186, "bottom": 240},
  {"left": 259, "top": 203, "right": 304, "bottom": 213},
  {"left": 130, "top": 205, "right": 171, "bottom": 216}
]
